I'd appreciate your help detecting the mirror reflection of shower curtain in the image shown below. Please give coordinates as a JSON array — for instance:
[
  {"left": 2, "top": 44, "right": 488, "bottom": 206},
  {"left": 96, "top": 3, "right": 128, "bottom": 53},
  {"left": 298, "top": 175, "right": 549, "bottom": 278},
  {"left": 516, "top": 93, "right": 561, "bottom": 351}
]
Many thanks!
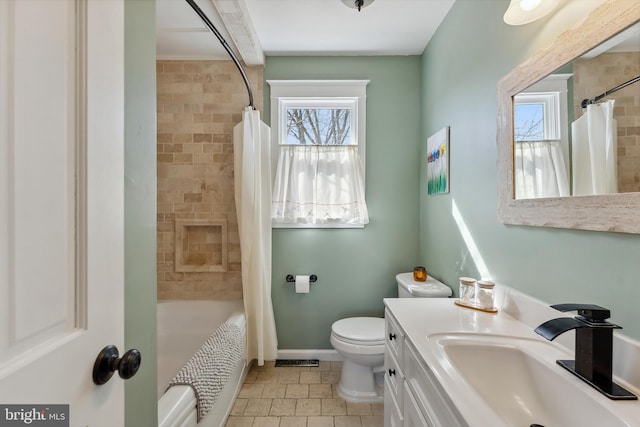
[
  {"left": 234, "top": 107, "right": 278, "bottom": 365},
  {"left": 515, "top": 140, "right": 569, "bottom": 199},
  {"left": 571, "top": 100, "right": 618, "bottom": 196}
]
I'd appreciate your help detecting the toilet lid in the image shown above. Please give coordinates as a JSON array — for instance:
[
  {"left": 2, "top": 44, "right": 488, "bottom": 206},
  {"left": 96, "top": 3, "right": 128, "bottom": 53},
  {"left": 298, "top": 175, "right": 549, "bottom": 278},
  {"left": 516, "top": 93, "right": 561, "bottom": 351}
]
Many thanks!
[
  {"left": 332, "top": 317, "right": 385, "bottom": 343},
  {"left": 396, "top": 272, "right": 452, "bottom": 297}
]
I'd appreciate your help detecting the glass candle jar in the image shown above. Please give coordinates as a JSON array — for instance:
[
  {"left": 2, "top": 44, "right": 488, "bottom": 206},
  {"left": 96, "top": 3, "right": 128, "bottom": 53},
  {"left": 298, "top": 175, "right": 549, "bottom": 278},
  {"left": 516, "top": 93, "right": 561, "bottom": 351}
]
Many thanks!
[
  {"left": 458, "top": 277, "right": 476, "bottom": 304},
  {"left": 413, "top": 266, "right": 427, "bottom": 282},
  {"left": 476, "top": 280, "right": 495, "bottom": 309}
]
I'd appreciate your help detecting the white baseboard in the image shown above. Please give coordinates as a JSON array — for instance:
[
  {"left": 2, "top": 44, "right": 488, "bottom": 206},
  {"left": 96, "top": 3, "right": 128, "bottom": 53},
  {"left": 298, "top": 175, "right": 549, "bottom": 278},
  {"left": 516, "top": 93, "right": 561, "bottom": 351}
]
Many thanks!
[{"left": 277, "top": 349, "right": 343, "bottom": 362}]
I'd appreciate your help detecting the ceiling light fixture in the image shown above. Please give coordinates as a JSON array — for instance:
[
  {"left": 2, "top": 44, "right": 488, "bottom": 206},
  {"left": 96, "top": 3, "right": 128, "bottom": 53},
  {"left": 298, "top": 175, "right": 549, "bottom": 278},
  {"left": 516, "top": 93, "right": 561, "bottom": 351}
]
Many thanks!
[
  {"left": 341, "top": 0, "right": 375, "bottom": 12},
  {"left": 503, "top": 0, "right": 561, "bottom": 25}
]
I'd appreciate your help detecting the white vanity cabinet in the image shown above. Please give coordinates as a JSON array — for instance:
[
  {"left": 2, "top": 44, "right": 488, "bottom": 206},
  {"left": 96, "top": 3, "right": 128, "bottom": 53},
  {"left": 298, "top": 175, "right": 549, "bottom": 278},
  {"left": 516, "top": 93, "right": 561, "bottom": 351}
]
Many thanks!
[
  {"left": 384, "top": 310, "right": 405, "bottom": 427},
  {"left": 384, "top": 295, "right": 640, "bottom": 427},
  {"left": 384, "top": 309, "right": 466, "bottom": 427}
]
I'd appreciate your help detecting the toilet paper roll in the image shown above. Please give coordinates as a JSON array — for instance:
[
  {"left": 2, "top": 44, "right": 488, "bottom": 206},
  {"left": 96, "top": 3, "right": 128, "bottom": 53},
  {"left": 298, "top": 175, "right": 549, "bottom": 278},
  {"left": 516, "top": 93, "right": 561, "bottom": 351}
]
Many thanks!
[{"left": 295, "top": 275, "right": 310, "bottom": 294}]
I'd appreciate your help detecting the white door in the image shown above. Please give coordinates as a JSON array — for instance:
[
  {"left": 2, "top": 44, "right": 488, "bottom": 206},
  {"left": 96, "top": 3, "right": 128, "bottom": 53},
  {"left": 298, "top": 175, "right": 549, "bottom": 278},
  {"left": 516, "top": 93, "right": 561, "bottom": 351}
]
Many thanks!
[{"left": 0, "top": 0, "right": 128, "bottom": 425}]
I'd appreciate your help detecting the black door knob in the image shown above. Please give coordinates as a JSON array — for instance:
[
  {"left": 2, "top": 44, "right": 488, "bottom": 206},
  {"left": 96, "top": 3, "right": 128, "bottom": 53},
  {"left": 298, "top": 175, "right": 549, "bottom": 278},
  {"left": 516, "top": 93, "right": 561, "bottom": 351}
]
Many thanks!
[{"left": 92, "top": 345, "right": 142, "bottom": 385}]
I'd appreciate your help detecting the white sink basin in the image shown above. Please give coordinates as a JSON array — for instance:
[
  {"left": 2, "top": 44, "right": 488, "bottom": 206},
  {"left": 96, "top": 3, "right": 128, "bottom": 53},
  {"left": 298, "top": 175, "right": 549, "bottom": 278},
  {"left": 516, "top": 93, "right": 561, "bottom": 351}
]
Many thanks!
[{"left": 429, "top": 334, "right": 629, "bottom": 427}]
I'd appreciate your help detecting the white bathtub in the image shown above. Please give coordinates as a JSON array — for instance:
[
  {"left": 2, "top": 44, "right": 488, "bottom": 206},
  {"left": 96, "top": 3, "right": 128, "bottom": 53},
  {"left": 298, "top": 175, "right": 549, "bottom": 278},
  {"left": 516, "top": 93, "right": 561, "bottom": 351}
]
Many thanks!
[{"left": 157, "top": 300, "right": 247, "bottom": 427}]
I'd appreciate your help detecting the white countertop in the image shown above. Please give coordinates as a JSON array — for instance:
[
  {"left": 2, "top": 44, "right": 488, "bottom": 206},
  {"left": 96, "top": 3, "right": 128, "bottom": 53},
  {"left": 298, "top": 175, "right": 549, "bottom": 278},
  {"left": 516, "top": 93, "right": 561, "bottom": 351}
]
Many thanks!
[
  {"left": 384, "top": 294, "right": 640, "bottom": 427},
  {"left": 385, "top": 297, "right": 539, "bottom": 339}
]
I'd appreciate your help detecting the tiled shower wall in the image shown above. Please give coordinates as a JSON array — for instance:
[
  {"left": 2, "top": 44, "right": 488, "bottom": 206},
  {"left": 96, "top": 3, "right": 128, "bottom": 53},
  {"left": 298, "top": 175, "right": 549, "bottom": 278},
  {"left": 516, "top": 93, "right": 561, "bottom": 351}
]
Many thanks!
[
  {"left": 156, "top": 60, "right": 263, "bottom": 300},
  {"left": 573, "top": 52, "right": 640, "bottom": 193}
]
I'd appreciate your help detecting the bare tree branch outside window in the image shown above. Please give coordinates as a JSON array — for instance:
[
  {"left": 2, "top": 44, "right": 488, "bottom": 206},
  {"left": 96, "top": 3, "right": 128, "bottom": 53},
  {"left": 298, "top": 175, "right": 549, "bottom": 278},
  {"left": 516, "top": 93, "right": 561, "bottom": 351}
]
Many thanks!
[
  {"left": 514, "top": 104, "right": 545, "bottom": 142},
  {"left": 286, "top": 108, "right": 351, "bottom": 145}
]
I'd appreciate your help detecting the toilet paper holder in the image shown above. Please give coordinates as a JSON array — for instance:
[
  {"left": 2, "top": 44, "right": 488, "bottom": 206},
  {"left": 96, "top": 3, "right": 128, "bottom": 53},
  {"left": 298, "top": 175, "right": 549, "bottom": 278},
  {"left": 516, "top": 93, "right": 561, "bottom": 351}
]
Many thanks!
[{"left": 286, "top": 274, "right": 318, "bottom": 283}]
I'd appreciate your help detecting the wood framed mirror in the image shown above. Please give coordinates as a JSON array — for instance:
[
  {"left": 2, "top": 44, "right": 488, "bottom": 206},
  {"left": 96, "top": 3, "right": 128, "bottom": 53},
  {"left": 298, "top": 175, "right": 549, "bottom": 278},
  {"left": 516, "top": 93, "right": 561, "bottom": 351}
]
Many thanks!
[{"left": 497, "top": 0, "right": 640, "bottom": 234}]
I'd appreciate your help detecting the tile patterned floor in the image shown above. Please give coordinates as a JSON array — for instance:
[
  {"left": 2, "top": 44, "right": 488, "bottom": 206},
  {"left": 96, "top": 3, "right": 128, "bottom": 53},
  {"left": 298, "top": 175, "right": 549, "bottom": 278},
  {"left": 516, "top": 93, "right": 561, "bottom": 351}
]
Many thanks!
[{"left": 226, "top": 361, "right": 384, "bottom": 427}]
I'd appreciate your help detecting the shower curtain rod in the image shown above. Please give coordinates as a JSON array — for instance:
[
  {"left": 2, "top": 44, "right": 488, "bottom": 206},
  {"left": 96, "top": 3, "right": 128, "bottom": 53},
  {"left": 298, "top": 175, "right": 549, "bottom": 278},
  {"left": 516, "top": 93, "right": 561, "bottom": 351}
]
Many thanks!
[
  {"left": 581, "top": 75, "right": 640, "bottom": 108},
  {"left": 184, "top": 0, "right": 255, "bottom": 109}
]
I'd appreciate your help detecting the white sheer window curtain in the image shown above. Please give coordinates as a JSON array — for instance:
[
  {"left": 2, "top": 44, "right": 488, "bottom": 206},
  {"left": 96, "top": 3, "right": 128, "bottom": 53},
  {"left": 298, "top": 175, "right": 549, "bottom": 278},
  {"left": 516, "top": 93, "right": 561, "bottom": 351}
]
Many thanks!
[
  {"left": 515, "top": 140, "right": 569, "bottom": 199},
  {"left": 272, "top": 145, "right": 369, "bottom": 225}
]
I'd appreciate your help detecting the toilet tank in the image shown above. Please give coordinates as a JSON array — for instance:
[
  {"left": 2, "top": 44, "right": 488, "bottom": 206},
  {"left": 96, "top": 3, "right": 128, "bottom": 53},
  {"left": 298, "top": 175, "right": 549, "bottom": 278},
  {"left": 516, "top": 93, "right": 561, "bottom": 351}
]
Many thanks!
[{"left": 396, "top": 272, "right": 452, "bottom": 298}]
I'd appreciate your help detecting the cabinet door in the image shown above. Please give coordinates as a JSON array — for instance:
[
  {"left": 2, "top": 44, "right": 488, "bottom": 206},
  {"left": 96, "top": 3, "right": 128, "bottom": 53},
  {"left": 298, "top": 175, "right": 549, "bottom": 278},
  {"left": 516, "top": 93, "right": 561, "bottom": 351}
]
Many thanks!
[
  {"left": 403, "top": 383, "right": 433, "bottom": 427},
  {"left": 385, "top": 309, "right": 405, "bottom": 362},
  {"left": 384, "top": 344, "right": 404, "bottom": 410},
  {"left": 384, "top": 376, "right": 403, "bottom": 427},
  {"left": 405, "top": 341, "right": 467, "bottom": 427}
]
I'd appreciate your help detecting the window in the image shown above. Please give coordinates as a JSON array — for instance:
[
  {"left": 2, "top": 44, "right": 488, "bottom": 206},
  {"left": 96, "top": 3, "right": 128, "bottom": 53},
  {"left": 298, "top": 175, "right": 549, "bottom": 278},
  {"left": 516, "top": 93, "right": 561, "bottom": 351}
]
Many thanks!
[
  {"left": 514, "top": 92, "right": 561, "bottom": 142},
  {"left": 267, "top": 80, "right": 369, "bottom": 228},
  {"left": 513, "top": 85, "right": 570, "bottom": 199},
  {"left": 282, "top": 99, "right": 356, "bottom": 146}
]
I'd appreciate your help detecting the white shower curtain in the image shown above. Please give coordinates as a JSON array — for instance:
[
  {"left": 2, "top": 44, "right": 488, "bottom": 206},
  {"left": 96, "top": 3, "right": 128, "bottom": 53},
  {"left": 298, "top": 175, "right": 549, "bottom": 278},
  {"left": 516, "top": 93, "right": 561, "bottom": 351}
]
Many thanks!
[
  {"left": 233, "top": 107, "right": 278, "bottom": 365},
  {"left": 514, "top": 140, "right": 569, "bottom": 199},
  {"left": 571, "top": 100, "right": 618, "bottom": 196}
]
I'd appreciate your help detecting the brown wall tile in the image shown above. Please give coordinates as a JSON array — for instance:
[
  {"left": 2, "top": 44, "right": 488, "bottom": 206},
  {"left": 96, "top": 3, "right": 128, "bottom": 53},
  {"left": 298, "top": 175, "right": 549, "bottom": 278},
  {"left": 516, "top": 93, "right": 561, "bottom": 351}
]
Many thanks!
[{"left": 157, "top": 60, "right": 263, "bottom": 300}]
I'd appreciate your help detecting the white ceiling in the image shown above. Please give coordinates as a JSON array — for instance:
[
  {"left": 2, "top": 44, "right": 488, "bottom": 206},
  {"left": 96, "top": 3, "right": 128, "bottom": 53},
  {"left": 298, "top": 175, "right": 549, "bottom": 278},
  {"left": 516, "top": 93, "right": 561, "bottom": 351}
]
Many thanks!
[
  {"left": 156, "top": 0, "right": 235, "bottom": 60},
  {"left": 156, "top": 0, "right": 456, "bottom": 61}
]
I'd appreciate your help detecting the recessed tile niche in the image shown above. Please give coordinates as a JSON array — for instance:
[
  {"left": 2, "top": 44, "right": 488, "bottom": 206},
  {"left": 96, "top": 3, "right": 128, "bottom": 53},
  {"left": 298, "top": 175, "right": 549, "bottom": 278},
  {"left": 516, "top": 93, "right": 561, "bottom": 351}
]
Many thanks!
[{"left": 175, "top": 220, "right": 228, "bottom": 272}]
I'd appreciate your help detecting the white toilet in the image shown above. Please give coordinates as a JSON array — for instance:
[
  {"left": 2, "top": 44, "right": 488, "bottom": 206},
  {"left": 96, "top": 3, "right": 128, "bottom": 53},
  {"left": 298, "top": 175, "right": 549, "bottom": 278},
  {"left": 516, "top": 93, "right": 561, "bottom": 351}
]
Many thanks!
[{"left": 330, "top": 272, "right": 452, "bottom": 402}]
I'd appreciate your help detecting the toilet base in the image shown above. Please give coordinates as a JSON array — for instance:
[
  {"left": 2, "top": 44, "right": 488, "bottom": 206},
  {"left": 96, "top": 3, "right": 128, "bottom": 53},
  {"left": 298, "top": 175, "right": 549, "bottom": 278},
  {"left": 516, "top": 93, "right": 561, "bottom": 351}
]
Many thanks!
[{"left": 336, "top": 360, "right": 384, "bottom": 403}]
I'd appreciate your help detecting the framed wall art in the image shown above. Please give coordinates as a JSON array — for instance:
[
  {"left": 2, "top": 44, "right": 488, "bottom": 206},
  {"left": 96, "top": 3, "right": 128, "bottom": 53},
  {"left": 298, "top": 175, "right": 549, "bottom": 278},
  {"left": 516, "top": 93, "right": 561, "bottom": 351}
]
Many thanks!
[{"left": 427, "top": 126, "right": 450, "bottom": 195}]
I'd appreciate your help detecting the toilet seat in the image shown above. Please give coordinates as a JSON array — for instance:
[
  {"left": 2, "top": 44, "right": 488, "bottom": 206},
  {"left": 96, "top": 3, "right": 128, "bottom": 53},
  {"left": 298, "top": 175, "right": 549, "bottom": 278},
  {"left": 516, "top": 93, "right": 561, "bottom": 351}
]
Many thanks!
[{"left": 331, "top": 317, "right": 385, "bottom": 346}]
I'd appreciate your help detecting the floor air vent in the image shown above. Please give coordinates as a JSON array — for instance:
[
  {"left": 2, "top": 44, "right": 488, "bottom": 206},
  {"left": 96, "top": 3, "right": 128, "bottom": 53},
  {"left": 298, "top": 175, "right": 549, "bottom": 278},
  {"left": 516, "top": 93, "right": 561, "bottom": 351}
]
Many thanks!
[{"left": 275, "top": 359, "right": 320, "bottom": 367}]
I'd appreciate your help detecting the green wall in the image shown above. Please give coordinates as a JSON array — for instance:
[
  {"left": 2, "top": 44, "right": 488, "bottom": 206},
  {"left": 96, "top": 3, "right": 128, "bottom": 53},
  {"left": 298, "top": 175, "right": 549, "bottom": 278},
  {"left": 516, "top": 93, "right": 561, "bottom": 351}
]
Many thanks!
[
  {"left": 419, "top": 0, "right": 640, "bottom": 340},
  {"left": 124, "top": 0, "right": 157, "bottom": 425},
  {"left": 265, "top": 57, "right": 423, "bottom": 349}
]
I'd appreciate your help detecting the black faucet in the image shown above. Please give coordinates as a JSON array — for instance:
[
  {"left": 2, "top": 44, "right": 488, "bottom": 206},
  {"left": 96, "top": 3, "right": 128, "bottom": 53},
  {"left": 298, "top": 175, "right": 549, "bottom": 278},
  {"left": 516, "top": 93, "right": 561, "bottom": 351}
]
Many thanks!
[{"left": 534, "top": 303, "right": 637, "bottom": 400}]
